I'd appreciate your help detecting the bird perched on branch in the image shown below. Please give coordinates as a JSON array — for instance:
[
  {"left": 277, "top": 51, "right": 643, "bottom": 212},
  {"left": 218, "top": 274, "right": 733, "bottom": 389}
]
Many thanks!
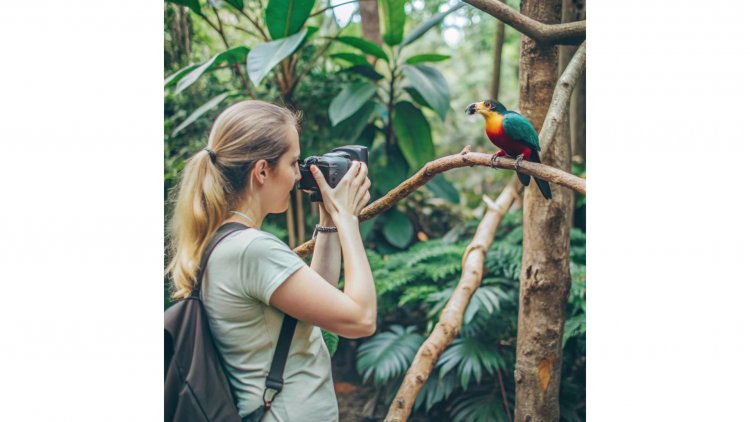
[{"left": 465, "top": 100, "right": 552, "bottom": 200}]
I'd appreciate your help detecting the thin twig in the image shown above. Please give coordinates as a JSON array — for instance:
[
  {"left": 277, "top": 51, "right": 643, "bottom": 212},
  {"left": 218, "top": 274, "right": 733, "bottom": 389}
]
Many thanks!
[
  {"left": 498, "top": 369, "right": 512, "bottom": 422},
  {"left": 463, "top": 0, "right": 585, "bottom": 45}
]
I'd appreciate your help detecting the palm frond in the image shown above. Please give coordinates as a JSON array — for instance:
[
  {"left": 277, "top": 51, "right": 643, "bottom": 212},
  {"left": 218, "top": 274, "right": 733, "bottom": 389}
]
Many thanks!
[
  {"left": 356, "top": 325, "right": 425, "bottom": 385},
  {"left": 438, "top": 337, "right": 505, "bottom": 390}
]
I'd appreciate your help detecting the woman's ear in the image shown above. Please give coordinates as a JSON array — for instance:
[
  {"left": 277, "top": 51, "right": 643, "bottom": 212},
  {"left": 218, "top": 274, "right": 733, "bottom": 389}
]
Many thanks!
[{"left": 253, "top": 159, "right": 268, "bottom": 185}]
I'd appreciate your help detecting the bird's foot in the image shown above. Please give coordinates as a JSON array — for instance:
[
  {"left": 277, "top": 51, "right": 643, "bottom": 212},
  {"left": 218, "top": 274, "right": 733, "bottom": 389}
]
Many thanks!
[
  {"left": 490, "top": 150, "right": 506, "bottom": 169},
  {"left": 513, "top": 154, "right": 525, "bottom": 171}
]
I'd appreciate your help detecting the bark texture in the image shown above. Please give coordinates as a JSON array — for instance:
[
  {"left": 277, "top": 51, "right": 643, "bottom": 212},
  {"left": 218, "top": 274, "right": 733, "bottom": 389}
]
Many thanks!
[
  {"left": 384, "top": 179, "right": 522, "bottom": 421},
  {"left": 513, "top": 0, "right": 574, "bottom": 420}
]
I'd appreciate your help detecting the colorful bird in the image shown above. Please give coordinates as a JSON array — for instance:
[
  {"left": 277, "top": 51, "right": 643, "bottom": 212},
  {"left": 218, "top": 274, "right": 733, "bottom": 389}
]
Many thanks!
[{"left": 465, "top": 100, "right": 552, "bottom": 200}]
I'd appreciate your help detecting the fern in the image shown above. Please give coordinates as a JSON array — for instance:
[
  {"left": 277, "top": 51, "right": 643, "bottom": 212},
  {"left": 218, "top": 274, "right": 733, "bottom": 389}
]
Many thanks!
[
  {"left": 450, "top": 385, "right": 509, "bottom": 422},
  {"left": 356, "top": 325, "right": 425, "bottom": 385},
  {"left": 414, "top": 368, "right": 459, "bottom": 412},
  {"left": 438, "top": 337, "right": 505, "bottom": 390},
  {"left": 399, "top": 284, "right": 441, "bottom": 307}
]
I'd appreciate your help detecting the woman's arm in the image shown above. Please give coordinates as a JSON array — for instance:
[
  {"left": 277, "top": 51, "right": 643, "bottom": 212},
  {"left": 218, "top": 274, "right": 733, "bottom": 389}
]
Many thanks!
[{"left": 309, "top": 205, "right": 341, "bottom": 288}]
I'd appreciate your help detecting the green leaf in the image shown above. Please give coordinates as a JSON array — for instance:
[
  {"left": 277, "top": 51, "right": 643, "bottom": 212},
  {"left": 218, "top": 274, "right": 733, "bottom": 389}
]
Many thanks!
[
  {"left": 392, "top": 101, "right": 434, "bottom": 171},
  {"left": 379, "top": 0, "right": 406, "bottom": 46},
  {"left": 404, "top": 54, "right": 451, "bottom": 65},
  {"left": 334, "top": 36, "right": 389, "bottom": 62},
  {"left": 383, "top": 208, "right": 413, "bottom": 249},
  {"left": 400, "top": 3, "right": 464, "bottom": 47},
  {"left": 450, "top": 388, "right": 507, "bottom": 422},
  {"left": 246, "top": 29, "right": 308, "bottom": 86},
  {"left": 402, "top": 64, "right": 450, "bottom": 120},
  {"left": 426, "top": 174, "right": 460, "bottom": 203},
  {"left": 331, "top": 101, "right": 376, "bottom": 141},
  {"left": 321, "top": 329, "right": 339, "bottom": 356},
  {"left": 175, "top": 46, "right": 250, "bottom": 95},
  {"left": 225, "top": 0, "right": 244, "bottom": 9},
  {"left": 356, "top": 325, "right": 424, "bottom": 385},
  {"left": 463, "top": 286, "right": 503, "bottom": 325},
  {"left": 328, "top": 82, "right": 378, "bottom": 126},
  {"left": 264, "top": 0, "right": 315, "bottom": 39},
  {"left": 164, "top": 63, "right": 199, "bottom": 88},
  {"left": 330, "top": 52, "right": 370, "bottom": 66},
  {"left": 167, "top": 0, "right": 201, "bottom": 15},
  {"left": 342, "top": 64, "right": 385, "bottom": 81},
  {"left": 376, "top": 147, "right": 409, "bottom": 193},
  {"left": 437, "top": 337, "right": 504, "bottom": 390},
  {"left": 172, "top": 92, "right": 231, "bottom": 137},
  {"left": 404, "top": 86, "right": 430, "bottom": 109},
  {"left": 415, "top": 370, "right": 459, "bottom": 412}
]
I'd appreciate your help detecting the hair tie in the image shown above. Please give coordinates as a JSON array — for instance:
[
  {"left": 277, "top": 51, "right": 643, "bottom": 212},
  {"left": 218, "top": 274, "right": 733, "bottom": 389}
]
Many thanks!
[{"left": 204, "top": 148, "right": 217, "bottom": 163}]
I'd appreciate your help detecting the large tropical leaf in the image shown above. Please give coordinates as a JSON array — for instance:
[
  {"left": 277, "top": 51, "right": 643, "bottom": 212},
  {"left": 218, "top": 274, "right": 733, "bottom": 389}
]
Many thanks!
[
  {"left": 328, "top": 82, "right": 378, "bottom": 126},
  {"left": 171, "top": 92, "right": 232, "bottom": 137},
  {"left": 330, "top": 52, "right": 370, "bottom": 66},
  {"left": 463, "top": 286, "right": 504, "bottom": 325},
  {"left": 450, "top": 388, "right": 509, "bottom": 422},
  {"left": 356, "top": 325, "right": 424, "bottom": 385},
  {"left": 400, "top": 3, "right": 464, "bottom": 47},
  {"left": 174, "top": 46, "right": 250, "bottom": 95},
  {"left": 167, "top": 0, "right": 201, "bottom": 15},
  {"left": 341, "top": 64, "right": 385, "bottom": 81},
  {"left": 331, "top": 101, "right": 376, "bottom": 142},
  {"left": 246, "top": 29, "right": 308, "bottom": 86},
  {"left": 164, "top": 63, "right": 199, "bottom": 88},
  {"left": 382, "top": 208, "right": 414, "bottom": 249},
  {"left": 225, "top": 0, "right": 244, "bottom": 9},
  {"left": 264, "top": 0, "right": 315, "bottom": 39},
  {"left": 426, "top": 173, "right": 460, "bottom": 203},
  {"left": 414, "top": 369, "right": 459, "bottom": 412},
  {"left": 405, "top": 54, "right": 451, "bottom": 65},
  {"left": 402, "top": 64, "right": 450, "bottom": 120},
  {"left": 334, "top": 36, "right": 389, "bottom": 62},
  {"left": 379, "top": 0, "right": 406, "bottom": 46},
  {"left": 392, "top": 101, "right": 434, "bottom": 171},
  {"left": 438, "top": 337, "right": 505, "bottom": 390}
]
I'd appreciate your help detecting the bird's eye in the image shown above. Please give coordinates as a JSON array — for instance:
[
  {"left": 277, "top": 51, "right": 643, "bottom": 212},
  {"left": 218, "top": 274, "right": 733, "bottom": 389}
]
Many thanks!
[{"left": 484, "top": 100, "right": 491, "bottom": 108}]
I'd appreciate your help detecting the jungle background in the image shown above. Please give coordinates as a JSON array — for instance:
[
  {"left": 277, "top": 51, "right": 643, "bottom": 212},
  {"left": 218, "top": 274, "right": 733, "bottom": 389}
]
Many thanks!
[{"left": 164, "top": 0, "right": 586, "bottom": 420}]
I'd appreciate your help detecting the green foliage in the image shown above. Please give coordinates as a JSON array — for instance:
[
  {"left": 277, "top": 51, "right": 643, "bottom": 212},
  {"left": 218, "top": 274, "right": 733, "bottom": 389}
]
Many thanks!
[
  {"left": 328, "top": 81, "right": 378, "bottom": 125},
  {"left": 402, "top": 64, "right": 450, "bottom": 120},
  {"left": 405, "top": 53, "right": 451, "bottom": 64},
  {"left": 173, "top": 46, "right": 249, "bottom": 95},
  {"left": 172, "top": 91, "right": 232, "bottom": 136},
  {"left": 392, "top": 101, "right": 434, "bottom": 171},
  {"left": 321, "top": 329, "right": 339, "bottom": 356},
  {"left": 382, "top": 208, "right": 414, "bottom": 249},
  {"left": 379, "top": 0, "right": 407, "bottom": 46},
  {"left": 264, "top": 0, "right": 315, "bottom": 39},
  {"left": 400, "top": 3, "right": 464, "bottom": 48},
  {"left": 356, "top": 325, "right": 424, "bottom": 385},
  {"left": 245, "top": 29, "right": 308, "bottom": 85},
  {"left": 333, "top": 36, "right": 389, "bottom": 62},
  {"left": 357, "top": 207, "right": 585, "bottom": 420}
]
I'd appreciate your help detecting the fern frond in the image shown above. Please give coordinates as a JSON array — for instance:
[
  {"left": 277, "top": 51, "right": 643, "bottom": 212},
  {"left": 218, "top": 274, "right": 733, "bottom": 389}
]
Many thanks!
[{"left": 356, "top": 325, "right": 425, "bottom": 385}]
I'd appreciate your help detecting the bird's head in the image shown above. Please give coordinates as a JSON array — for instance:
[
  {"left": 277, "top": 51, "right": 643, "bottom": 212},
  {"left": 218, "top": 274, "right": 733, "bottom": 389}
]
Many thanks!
[{"left": 465, "top": 100, "right": 507, "bottom": 119}]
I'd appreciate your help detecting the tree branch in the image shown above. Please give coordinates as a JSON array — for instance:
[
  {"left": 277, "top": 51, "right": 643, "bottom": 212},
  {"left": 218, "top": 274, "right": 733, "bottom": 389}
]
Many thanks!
[
  {"left": 384, "top": 179, "right": 522, "bottom": 421},
  {"left": 462, "top": 0, "right": 585, "bottom": 45},
  {"left": 539, "top": 41, "right": 586, "bottom": 150},
  {"left": 293, "top": 146, "right": 585, "bottom": 257}
]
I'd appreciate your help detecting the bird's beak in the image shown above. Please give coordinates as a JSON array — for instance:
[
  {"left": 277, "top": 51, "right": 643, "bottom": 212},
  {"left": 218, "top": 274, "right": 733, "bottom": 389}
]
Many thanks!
[{"left": 465, "top": 103, "right": 477, "bottom": 115}]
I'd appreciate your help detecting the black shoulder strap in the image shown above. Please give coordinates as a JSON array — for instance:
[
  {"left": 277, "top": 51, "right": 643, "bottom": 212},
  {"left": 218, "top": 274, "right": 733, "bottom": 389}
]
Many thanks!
[
  {"left": 193, "top": 222, "right": 298, "bottom": 395},
  {"left": 265, "top": 314, "right": 297, "bottom": 391},
  {"left": 191, "top": 222, "right": 249, "bottom": 298}
]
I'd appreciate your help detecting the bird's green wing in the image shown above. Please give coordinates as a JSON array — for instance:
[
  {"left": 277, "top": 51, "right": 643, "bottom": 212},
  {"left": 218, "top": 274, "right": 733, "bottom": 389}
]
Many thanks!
[{"left": 502, "top": 112, "right": 540, "bottom": 151}]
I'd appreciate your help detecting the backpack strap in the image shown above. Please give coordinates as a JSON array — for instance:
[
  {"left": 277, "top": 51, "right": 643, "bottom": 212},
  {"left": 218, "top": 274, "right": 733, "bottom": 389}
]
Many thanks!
[{"left": 191, "top": 222, "right": 249, "bottom": 298}]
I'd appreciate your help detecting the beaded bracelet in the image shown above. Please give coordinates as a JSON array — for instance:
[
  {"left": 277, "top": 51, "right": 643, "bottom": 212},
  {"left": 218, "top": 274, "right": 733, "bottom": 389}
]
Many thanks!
[{"left": 312, "top": 224, "right": 337, "bottom": 240}]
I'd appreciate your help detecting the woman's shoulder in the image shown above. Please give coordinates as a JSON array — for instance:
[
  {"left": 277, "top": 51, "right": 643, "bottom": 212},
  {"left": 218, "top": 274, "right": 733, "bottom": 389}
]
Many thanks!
[{"left": 219, "top": 227, "right": 290, "bottom": 254}]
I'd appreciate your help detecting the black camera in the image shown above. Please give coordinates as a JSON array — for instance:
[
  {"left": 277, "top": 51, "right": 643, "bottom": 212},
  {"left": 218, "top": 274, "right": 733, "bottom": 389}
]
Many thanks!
[{"left": 297, "top": 145, "right": 369, "bottom": 202}]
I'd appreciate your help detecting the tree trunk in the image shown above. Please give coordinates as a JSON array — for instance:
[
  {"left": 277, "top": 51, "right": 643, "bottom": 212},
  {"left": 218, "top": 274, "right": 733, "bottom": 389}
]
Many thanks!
[
  {"left": 490, "top": 4, "right": 507, "bottom": 100},
  {"left": 514, "top": 0, "right": 573, "bottom": 420},
  {"left": 359, "top": 0, "right": 383, "bottom": 46}
]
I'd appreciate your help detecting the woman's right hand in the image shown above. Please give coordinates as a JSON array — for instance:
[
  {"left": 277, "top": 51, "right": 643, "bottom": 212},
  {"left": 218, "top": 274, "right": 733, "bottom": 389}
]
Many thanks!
[{"left": 311, "top": 161, "right": 371, "bottom": 224}]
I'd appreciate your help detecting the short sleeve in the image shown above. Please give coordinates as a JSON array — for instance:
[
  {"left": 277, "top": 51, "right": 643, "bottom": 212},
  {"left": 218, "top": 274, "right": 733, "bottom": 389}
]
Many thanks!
[{"left": 238, "top": 232, "right": 306, "bottom": 305}]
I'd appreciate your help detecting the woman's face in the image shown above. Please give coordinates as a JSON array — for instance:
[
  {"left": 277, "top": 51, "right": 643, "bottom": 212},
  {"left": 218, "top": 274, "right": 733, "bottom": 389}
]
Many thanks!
[{"left": 265, "top": 126, "right": 301, "bottom": 213}]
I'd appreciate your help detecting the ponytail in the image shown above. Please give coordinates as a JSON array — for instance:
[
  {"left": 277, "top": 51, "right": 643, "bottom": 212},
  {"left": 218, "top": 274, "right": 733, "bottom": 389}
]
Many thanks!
[{"left": 166, "top": 100, "right": 301, "bottom": 300}]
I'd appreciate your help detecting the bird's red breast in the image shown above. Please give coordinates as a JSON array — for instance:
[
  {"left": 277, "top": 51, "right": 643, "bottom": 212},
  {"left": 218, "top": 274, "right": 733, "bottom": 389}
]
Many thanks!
[{"left": 484, "top": 113, "right": 531, "bottom": 158}]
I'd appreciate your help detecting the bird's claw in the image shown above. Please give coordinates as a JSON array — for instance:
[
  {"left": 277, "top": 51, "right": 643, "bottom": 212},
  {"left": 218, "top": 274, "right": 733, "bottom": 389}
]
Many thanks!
[{"left": 513, "top": 154, "right": 524, "bottom": 171}]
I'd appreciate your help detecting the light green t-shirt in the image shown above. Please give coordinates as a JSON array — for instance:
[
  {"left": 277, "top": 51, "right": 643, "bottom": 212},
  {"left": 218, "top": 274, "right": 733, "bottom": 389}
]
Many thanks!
[{"left": 201, "top": 228, "right": 338, "bottom": 421}]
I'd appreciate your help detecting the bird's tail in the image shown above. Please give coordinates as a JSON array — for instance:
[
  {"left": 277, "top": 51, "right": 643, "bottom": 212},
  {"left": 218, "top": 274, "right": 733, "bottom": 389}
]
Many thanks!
[{"left": 529, "top": 149, "right": 552, "bottom": 200}]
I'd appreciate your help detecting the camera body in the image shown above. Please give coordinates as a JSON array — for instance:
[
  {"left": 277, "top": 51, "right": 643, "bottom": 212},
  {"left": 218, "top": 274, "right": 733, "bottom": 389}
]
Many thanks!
[{"left": 297, "top": 145, "right": 369, "bottom": 202}]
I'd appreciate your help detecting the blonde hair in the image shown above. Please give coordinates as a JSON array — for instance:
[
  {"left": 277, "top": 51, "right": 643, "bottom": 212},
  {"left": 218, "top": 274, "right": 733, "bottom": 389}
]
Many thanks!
[{"left": 166, "top": 100, "right": 301, "bottom": 300}]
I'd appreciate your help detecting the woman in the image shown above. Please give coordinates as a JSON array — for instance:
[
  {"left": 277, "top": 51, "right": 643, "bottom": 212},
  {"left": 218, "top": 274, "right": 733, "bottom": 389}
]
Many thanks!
[{"left": 167, "top": 100, "right": 375, "bottom": 421}]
